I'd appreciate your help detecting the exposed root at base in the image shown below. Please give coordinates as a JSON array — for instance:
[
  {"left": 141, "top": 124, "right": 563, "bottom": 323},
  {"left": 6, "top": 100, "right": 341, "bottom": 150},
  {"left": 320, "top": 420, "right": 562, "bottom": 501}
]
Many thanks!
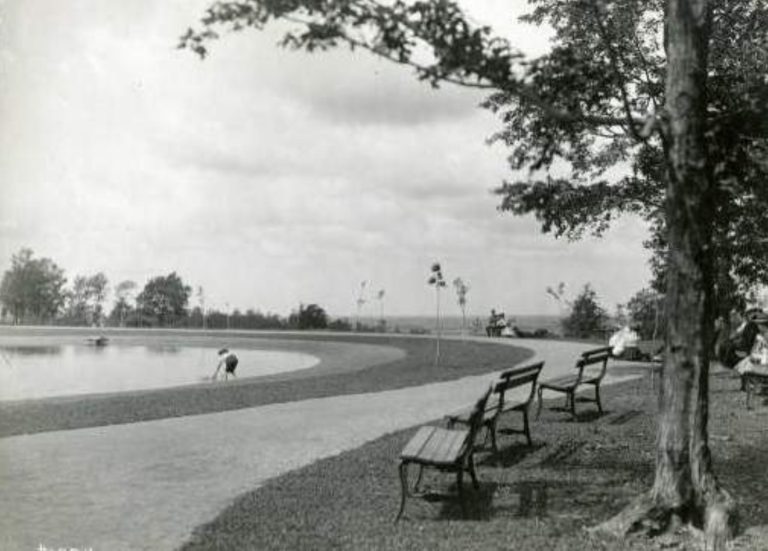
[{"left": 589, "top": 489, "right": 738, "bottom": 550}]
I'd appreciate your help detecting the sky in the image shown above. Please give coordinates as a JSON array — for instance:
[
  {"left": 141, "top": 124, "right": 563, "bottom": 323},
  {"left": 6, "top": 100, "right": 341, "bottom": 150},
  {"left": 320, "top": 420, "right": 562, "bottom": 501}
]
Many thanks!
[{"left": 0, "top": 0, "right": 653, "bottom": 319}]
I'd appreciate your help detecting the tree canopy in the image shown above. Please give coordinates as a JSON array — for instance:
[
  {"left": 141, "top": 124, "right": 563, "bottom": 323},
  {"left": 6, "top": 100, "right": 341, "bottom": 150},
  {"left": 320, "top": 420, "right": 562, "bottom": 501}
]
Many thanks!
[
  {"left": 0, "top": 248, "right": 67, "bottom": 324},
  {"left": 65, "top": 272, "right": 109, "bottom": 326},
  {"left": 136, "top": 272, "right": 192, "bottom": 327}
]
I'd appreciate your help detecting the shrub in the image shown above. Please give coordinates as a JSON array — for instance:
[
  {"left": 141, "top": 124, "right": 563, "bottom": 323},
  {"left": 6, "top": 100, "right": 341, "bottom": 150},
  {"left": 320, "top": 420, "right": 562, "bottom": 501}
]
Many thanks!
[{"left": 561, "top": 284, "right": 609, "bottom": 339}]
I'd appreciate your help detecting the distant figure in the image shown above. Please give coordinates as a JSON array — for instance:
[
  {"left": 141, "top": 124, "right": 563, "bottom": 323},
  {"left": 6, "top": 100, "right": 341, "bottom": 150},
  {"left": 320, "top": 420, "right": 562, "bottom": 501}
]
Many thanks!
[
  {"left": 486, "top": 309, "right": 507, "bottom": 337},
  {"left": 87, "top": 335, "right": 109, "bottom": 347},
  {"left": 717, "top": 309, "right": 761, "bottom": 369},
  {"left": 213, "top": 348, "right": 239, "bottom": 381},
  {"left": 734, "top": 311, "right": 768, "bottom": 380},
  {"left": 609, "top": 325, "right": 642, "bottom": 360}
]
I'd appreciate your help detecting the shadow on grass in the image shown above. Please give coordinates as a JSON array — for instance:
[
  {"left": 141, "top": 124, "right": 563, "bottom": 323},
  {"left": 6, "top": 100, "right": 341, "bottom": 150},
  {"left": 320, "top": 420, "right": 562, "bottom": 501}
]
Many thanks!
[
  {"left": 401, "top": 481, "right": 497, "bottom": 522},
  {"left": 606, "top": 409, "right": 644, "bottom": 426},
  {"left": 543, "top": 406, "right": 606, "bottom": 423},
  {"left": 427, "top": 478, "right": 637, "bottom": 524},
  {"left": 478, "top": 441, "right": 545, "bottom": 468}
]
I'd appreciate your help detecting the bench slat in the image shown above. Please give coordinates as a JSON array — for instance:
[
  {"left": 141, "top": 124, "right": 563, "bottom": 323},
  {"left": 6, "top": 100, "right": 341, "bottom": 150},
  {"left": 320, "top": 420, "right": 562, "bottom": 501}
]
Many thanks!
[
  {"left": 540, "top": 375, "right": 579, "bottom": 390},
  {"left": 423, "top": 429, "right": 466, "bottom": 463},
  {"left": 499, "top": 372, "right": 539, "bottom": 390},
  {"left": 400, "top": 426, "right": 437, "bottom": 460},
  {"left": 441, "top": 430, "right": 469, "bottom": 462},
  {"left": 416, "top": 429, "right": 450, "bottom": 463}
]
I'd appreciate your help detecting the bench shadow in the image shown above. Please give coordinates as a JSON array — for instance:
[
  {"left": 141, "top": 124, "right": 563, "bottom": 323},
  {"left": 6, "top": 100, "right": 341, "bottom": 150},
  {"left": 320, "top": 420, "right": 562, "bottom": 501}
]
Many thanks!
[
  {"left": 545, "top": 406, "right": 606, "bottom": 423},
  {"left": 439, "top": 480, "right": 551, "bottom": 521},
  {"left": 408, "top": 481, "right": 497, "bottom": 522},
  {"left": 434, "top": 479, "right": 622, "bottom": 522},
  {"left": 477, "top": 441, "right": 545, "bottom": 468}
]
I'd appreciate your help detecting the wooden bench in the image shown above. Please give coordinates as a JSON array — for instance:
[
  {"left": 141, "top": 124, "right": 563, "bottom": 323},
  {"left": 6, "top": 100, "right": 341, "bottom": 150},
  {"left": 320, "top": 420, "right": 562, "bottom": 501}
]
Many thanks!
[
  {"left": 743, "top": 368, "right": 768, "bottom": 409},
  {"left": 536, "top": 346, "right": 611, "bottom": 419},
  {"left": 446, "top": 362, "right": 545, "bottom": 451},
  {"left": 395, "top": 386, "right": 492, "bottom": 522}
]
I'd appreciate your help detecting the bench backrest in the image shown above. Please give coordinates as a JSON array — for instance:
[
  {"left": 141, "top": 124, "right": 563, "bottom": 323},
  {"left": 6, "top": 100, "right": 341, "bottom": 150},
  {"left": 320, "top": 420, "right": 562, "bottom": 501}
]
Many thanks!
[
  {"left": 582, "top": 346, "right": 613, "bottom": 358},
  {"left": 459, "top": 385, "right": 494, "bottom": 457},
  {"left": 495, "top": 361, "right": 545, "bottom": 409},
  {"left": 576, "top": 348, "right": 611, "bottom": 381}
]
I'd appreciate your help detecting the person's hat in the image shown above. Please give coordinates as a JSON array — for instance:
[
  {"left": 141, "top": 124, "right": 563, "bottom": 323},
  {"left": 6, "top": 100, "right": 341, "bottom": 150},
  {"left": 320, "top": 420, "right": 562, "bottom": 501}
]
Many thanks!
[{"left": 218, "top": 348, "right": 229, "bottom": 355}]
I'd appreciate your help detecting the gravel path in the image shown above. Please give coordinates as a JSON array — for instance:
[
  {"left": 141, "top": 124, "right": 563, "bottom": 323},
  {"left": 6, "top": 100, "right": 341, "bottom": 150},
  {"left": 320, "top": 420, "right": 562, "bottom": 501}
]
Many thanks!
[{"left": 0, "top": 338, "right": 641, "bottom": 551}]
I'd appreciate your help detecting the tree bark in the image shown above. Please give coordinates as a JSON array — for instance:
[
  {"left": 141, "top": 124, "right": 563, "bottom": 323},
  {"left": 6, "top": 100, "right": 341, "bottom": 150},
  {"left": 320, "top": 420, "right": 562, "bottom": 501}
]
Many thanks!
[{"left": 595, "top": 1, "right": 737, "bottom": 547}]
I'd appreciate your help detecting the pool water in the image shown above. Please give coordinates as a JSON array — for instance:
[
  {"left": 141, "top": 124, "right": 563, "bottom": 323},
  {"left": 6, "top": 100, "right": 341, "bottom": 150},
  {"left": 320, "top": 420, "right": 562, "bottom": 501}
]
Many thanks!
[{"left": 0, "top": 345, "right": 319, "bottom": 401}]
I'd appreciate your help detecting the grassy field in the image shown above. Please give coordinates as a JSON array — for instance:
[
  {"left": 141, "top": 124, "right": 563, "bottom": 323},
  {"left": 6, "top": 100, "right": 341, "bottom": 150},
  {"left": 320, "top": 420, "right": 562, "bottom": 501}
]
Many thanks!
[{"left": 181, "top": 368, "right": 768, "bottom": 551}]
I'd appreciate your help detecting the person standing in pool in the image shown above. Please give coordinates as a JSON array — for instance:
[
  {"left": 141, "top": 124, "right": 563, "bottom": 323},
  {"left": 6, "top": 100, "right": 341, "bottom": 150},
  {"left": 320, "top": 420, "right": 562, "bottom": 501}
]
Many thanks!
[{"left": 213, "top": 348, "right": 238, "bottom": 381}]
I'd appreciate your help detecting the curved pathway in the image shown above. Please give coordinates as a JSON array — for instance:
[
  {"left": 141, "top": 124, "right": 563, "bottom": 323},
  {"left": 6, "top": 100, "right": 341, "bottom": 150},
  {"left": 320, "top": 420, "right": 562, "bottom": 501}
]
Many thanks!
[{"left": 0, "top": 337, "right": 641, "bottom": 551}]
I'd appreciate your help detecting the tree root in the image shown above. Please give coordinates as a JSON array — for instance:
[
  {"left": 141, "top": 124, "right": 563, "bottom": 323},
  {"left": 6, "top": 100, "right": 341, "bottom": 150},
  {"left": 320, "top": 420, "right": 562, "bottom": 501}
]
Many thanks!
[{"left": 589, "top": 489, "right": 738, "bottom": 550}]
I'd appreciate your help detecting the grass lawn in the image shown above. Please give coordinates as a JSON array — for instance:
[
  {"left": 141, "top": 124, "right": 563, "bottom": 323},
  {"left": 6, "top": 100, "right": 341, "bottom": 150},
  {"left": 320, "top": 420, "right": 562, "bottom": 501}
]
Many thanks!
[{"left": 181, "top": 367, "right": 768, "bottom": 551}]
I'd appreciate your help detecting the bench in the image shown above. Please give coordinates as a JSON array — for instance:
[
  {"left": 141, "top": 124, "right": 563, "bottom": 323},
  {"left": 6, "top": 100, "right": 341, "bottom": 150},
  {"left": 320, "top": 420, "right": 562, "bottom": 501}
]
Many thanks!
[
  {"left": 446, "top": 362, "right": 545, "bottom": 451},
  {"left": 395, "top": 385, "right": 492, "bottom": 522},
  {"left": 743, "top": 368, "right": 768, "bottom": 409},
  {"left": 536, "top": 346, "right": 611, "bottom": 419}
]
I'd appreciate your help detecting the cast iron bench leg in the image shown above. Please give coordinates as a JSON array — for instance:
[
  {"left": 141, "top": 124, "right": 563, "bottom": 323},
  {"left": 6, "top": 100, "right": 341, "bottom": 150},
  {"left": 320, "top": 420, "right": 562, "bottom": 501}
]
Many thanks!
[
  {"left": 523, "top": 409, "right": 532, "bottom": 446},
  {"left": 488, "top": 422, "right": 498, "bottom": 454},
  {"left": 595, "top": 384, "right": 603, "bottom": 414},
  {"left": 468, "top": 455, "right": 479, "bottom": 490},
  {"left": 536, "top": 386, "right": 544, "bottom": 419},
  {"left": 395, "top": 462, "right": 409, "bottom": 522},
  {"left": 456, "top": 469, "right": 466, "bottom": 517}
]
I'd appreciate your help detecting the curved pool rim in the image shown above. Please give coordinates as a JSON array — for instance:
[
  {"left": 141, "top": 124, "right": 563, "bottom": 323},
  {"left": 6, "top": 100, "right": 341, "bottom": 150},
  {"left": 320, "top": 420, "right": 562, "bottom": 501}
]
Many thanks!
[{"left": 0, "top": 327, "right": 409, "bottom": 404}]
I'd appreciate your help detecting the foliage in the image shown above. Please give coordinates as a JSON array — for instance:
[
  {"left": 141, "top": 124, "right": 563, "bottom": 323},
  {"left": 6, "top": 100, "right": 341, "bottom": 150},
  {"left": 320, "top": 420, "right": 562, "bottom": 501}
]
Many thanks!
[
  {"left": 452, "top": 277, "right": 469, "bottom": 334},
  {"left": 428, "top": 262, "right": 447, "bottom": 362},
  {"left": 289, "top": 303, "right": 329, "bottom": 330},
  {"left": 561, "top": 284, "right": 608, "bottom": 339},
  {"left": 491, "top": 0, "right": 768, "bottom": 315},
  {"left": 625, "top": 287, "right": 666, "bottom": 340},
  {"left": 328, "top": 317, "right": 352, "bottom": 331},
  {"left": 109, "top": 280, "right": 137, "bottom": 327},
  {"left": 65, "top": 272, "right": 109, "bottom": 326},
  {"left": 355, "top": 280, "right": 367, "bottom": 330},
  {"left": 452, "top": 277, "right": 469, "bottom": 308},
  {"left": 0, "top": 248, "right": 67, "bottom": 324},
  {"left": 136, "top": 272, "right": 192, "bottom": 327}
]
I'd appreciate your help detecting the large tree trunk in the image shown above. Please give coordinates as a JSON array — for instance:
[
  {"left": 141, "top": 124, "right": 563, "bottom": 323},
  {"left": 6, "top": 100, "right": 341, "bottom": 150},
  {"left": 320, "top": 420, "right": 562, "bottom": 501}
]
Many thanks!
[{"left": 596, "top": 1, "right": 737, "bottom": 547}]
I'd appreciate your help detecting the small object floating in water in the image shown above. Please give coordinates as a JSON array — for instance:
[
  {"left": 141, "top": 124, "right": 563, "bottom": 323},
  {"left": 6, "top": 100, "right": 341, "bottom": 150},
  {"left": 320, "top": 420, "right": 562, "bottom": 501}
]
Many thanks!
[{"left": 87, "top": 336, "right": 109, "bottom": 346}]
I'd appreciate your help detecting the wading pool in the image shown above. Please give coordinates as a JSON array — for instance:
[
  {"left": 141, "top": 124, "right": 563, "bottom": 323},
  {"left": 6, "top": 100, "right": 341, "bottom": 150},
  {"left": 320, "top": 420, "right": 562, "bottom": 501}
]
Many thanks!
[{"left": 0, "top": 344, "right": 319, "bottom": 401}]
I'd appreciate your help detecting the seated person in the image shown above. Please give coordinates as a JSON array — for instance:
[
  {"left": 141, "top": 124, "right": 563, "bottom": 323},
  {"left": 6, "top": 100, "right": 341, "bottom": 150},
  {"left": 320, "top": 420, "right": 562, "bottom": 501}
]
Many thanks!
[
  {"left": 486, "top": 309, "right": 506, "bottom": 337},
  {"left": 717, "top": 309, "right": 761, "bottom": 369},
  {"left": 735, "top": 313, "right": 768, "bottom": 377},
  {"left": 609, "top": 324, "right": 642, "bottom": 360}
]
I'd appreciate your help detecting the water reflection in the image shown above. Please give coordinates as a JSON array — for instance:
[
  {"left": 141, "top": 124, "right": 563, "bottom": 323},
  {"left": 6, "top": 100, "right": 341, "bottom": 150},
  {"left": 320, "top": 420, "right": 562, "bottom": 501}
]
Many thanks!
[
  {"left": 2, "top": 345, "right": 62, "bottom": 356},
  {"left": 145, "top": 345, "right": 181, "bottom": 355}
]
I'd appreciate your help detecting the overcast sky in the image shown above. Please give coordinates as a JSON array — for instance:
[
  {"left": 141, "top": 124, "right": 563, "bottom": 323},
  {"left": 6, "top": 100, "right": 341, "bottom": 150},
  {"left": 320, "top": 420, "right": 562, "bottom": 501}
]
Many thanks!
[{"left": 0, "top": 0, "right": 652, "bottom": 319}]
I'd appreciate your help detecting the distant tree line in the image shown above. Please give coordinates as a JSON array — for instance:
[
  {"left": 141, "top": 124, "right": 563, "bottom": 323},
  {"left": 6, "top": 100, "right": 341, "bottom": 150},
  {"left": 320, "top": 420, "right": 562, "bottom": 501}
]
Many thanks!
[
  {"left": 549, "top": 282, "right": 667, "bottom": 341},
  {"left": 0, "top": 248, "right": 342, "bottom": 330}
]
